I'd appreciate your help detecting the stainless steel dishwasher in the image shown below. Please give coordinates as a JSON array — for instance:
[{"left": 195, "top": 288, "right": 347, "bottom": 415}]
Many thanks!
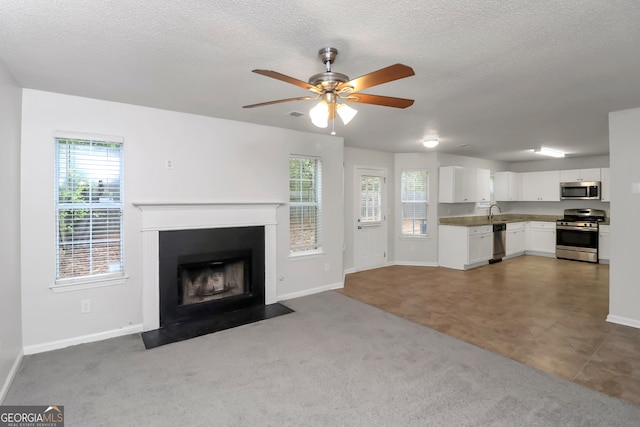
[{"left": 490, "top": 223, "right": 507, "bottom": 263}]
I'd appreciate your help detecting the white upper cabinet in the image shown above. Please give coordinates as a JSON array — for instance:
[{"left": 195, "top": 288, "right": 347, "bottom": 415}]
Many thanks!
[
  {"left": 600, "top": 168, "right": 610, "bottom": 202},
  {"left": 521, "top": 170, "right": 560, "bottom": 201},
  {"left": 494, "top": 171, "right": 521, "bottom": 201},
  {"left": 476, "top": 168, "right": 491, "bottom": 202},
  {"left": 439, "top": 166, "right": 491, "bottom": 203},
  {"left": 560, "top": 168, "right": 601, "bottom": 182},
  {"left": 439, "top": 166, "right": 473, "bottom": 203}
]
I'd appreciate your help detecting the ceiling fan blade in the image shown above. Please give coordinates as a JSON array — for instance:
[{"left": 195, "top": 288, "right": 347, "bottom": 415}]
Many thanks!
[
  {"left": 243, "top": 96, "right": 314, "bottom": 108},
  {"left": 345, "top": 93, "right": 414, "bottom": 108},
  {"left": 337, "top": 64, "right": 415, "bottom": 93},
  {"left": 252, "top": 69, "right": 320, "bottom": 93}
]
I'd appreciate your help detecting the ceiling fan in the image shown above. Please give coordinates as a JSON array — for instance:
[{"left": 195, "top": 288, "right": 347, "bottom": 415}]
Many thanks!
[{"left": 243, "top": 47, "right": 415, "bottom": 129}]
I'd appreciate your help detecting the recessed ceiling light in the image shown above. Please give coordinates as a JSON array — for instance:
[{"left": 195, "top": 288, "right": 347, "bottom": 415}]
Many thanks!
[
  {"left": 533, "top": 147, "right": 565, "bottom": 158},
  {"left": 422, "top": 139, "right": 439, "bottom": 148},
  {"left": 287, "top": 111, "right": 305, "bottom": 117}
]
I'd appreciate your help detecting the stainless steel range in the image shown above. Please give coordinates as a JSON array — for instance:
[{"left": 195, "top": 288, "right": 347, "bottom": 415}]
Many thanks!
[{"left": 556, "top": 208, "right": 606, "bottom": 263}]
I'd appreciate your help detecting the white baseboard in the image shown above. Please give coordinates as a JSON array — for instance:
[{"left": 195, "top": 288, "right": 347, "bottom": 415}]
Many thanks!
[
  {"left": 392, "top": 261, "right": 439, "bottom": 267},
  {"left": 343, "top": 268, "right": 356, "bottom": 275},
  {"left": 277, "top": 282, "right": 344, "bottom": 302},
  {"left": 606, "top": 314, "right": 640, "bottom": 329},
  {"left": 23, "top": 324, "right": 144, "bottom": 355},
  {"left": 0, "top": 349, "right": 23, "bottom": 404}
]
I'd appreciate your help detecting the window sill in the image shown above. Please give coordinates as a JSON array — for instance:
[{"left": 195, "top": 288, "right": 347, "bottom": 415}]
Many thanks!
[
  {"left": 51, "top": 275, "right": 129, "bottom": 293},
  {"left": 398, "top": 235, "right": 430, "bottom": 240},
  {"left": 288, "top": 250, "right": 325, "bottom": 261}
]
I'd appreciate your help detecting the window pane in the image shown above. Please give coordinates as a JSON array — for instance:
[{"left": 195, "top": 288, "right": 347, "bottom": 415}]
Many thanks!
[
  {"left": 290, "top": 156, "right": 322, "bottom": 253},
  {"left": 55, "top": 138, "right": 124, "bottom": 281},
  {"left": 360, "top": 175, "right": 382, "bottom": 223},
  {"left": 401, "top": 170, "right": 428, "bottom": 235}
]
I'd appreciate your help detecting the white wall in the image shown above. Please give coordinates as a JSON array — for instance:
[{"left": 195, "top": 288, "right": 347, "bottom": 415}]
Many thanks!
[
  {"left": 608, "top": 107, "right": 640, "bottom": 327},
  {"left": 343, "top": 147, "right": 394, "bottom": 272},
  {"left": 0, "top": 58, "right": 23, "bottom": 401},
  {"left": 20, "top": 89, "right": 344, "bottom": 350}
]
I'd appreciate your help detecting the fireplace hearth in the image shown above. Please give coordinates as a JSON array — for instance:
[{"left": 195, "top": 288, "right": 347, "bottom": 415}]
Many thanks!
[{"left": 141, "top": 225, "right": 292, "bottom": 349}]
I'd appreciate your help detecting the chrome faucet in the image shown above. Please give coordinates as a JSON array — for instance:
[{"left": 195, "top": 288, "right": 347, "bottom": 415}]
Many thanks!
[{"left": 488, "top": 203, "right": 502, "bottom": 222}]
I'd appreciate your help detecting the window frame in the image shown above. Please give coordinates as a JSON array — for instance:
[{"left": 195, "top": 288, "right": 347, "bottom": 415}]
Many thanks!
[
  {"left": 400, "top": 169, "right": 429, "bottom": 238},
  {"left": 52, "top": 132, "right": 127, "bottom": 292},
  {"left": 289, "top": 155, "right": 323, "bottom": 256}
]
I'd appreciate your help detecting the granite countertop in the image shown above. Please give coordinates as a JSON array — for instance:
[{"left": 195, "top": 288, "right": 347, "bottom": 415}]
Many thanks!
[{"left": 438, "top": 214, "right": 562, "bottom": 226}]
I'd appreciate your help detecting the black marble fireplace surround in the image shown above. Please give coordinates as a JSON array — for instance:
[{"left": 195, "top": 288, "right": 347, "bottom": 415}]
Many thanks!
[{"left": 141, "top": 226, "right": 293, "bottom": 349}]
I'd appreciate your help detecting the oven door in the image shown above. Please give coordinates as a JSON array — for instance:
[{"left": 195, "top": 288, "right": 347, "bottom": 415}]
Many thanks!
[{"left": 556, "top": 224, "right": 599, "bottom": 262}]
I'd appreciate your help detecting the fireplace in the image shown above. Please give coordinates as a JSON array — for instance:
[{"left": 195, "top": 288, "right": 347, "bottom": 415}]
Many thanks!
[
  {"left": 134, "top": 201, "right": 292, "bottom": 349},
  {"left": 158, "top": 226, "right": 265, "bottom": 327}
]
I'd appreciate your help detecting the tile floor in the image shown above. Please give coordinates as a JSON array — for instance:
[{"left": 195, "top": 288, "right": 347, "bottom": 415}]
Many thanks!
[{"left": 338, "top": 255, "right": 640, "bottom": 407}]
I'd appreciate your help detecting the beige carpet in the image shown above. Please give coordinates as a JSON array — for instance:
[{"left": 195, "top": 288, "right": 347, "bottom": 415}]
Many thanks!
[{"left": 5, "top": 291, "right": 640, "bottom": 426}]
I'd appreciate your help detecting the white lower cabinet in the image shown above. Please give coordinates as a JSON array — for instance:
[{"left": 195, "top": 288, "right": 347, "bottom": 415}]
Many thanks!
[
  {"left": 439, "top": 225, "right": 493, "bottom": 270},
  {"left": 505, "top": 222, "right": 526, "bottom": 257},
  {"left": 526, "top": 221, "right": 556, "bottom": 255},
  {"left": 599, "top": 225, "right": 610, "bottom": 262}
]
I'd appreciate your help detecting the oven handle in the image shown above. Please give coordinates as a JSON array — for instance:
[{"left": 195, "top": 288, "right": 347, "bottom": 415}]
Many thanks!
[{"left": 556, "top": 225, "right": 598, "bottom": 232}]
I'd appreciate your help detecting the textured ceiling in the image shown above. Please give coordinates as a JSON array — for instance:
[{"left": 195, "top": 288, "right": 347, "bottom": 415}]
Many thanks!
[{"left": 1, "top": 0, "right": 639, "bottom": 162}]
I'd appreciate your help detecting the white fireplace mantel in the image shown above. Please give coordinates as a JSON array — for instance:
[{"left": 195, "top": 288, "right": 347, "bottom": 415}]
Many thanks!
[{"left": 134, "top": 201, "right": 283, "bottom": 331}]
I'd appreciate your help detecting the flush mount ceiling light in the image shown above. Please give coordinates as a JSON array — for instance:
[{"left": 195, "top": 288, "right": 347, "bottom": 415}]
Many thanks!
[
  {"left": 534, "top": 147, "right": 565, "bottom": 158},
  {"left": 422, "top": 139, "right": 439, "bottom": 148}
]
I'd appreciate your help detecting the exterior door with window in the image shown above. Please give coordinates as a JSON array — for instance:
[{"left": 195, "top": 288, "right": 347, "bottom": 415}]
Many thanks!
[{"left": 354, "top": 168, "right": 387, "bottom": 271}]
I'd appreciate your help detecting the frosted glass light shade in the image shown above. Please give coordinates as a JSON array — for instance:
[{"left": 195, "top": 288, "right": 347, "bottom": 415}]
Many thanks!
[
  {"left": 422, "top": 139, "right": 439, "bottom": 148},
  {"left": 337, "top": 103, "right": 358, "bottom": 125},
  {"left": 534, "top": 147, "right": 565, "bottom": 158},
  {"left": 309, "top": 101, "right": 329, "bottom": 128}
]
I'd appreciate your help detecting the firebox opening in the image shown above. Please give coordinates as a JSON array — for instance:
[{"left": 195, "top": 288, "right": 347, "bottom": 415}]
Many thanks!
[{"left": 178, "top": 256, "right": 249, "bottom": 306}]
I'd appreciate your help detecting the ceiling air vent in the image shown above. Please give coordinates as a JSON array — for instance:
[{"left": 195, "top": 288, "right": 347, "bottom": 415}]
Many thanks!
[{"left": 287, "top": 111, "right": 305, "bottom": 117}]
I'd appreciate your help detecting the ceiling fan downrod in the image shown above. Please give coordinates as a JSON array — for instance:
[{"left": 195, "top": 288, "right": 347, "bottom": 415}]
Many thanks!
[{"left": 318, "top": 47, "right": 338, "bottom": 71}]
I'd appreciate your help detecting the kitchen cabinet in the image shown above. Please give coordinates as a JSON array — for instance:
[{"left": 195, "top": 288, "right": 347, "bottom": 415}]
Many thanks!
[
  {"left": 521, "top": 171, "right": 560, "bottom": 201},
  {"left": 439, "top": 166, "right": 489, "bottom": 203},
  {"left": 439, "top": 225, "right": 493, "bottom": 269},
  {"left": 526, "top": 221, "right": 556, "bottom": 255},
  {"left": 600, "top": 168, "right": 610, "bottom": 202},
  {"left": 505, "top": 222, "right": 526, "bottom": 257},
  {"left": 494, "top": 171, "right": 521, "bottom": 201},
  {"left": 560, "top": 168, "right": 601, "bottom": 182},
  {"left": 599, "top": 224, "right": 610, "bottom": 262},
  {"left": 476, "top": 168, "right": 491, "bottom": 202}
]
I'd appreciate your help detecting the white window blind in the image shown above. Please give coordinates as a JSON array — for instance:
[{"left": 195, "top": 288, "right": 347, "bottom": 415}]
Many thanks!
[
  {"left": 55, "top": 137, "right": 124, "bottom": 282},
  {"left": 289, "top": 156, "right": 322, "bottom": 253},
  {"left": 401, "top": 170, "right": 428, "bottom": 235}
]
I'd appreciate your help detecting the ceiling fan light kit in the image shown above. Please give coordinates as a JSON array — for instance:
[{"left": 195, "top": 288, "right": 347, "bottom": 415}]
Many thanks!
[{"left": 243, "top": 47, "right": 415, "bottom": 131}]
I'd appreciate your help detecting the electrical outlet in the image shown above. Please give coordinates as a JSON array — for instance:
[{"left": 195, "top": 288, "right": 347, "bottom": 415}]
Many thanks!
[
  {"left": 324, "top": 263, "right": 330, "bottom": 272},
  {"left": 81, "top": 299, "right": 91, "bottom": 313},
  {"left": 166, "top": 159, "right": 174, "bottom": 169}
]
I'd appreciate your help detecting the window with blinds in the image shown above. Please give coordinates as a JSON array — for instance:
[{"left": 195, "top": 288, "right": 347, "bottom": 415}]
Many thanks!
[
  {"left": 55, "top": 137, "right": 124, "bottom": 283},
  {"left": 289, "top": 156, "right": 322, "bottom": 253},
  {"left": 401, "top": 170, "right": 428, "bottom": 236}
]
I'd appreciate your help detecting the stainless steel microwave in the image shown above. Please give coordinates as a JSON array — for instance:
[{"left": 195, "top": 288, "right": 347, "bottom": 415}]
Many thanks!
[{"left": 560, "top": 181, "right": 601, "bottom": 200}]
